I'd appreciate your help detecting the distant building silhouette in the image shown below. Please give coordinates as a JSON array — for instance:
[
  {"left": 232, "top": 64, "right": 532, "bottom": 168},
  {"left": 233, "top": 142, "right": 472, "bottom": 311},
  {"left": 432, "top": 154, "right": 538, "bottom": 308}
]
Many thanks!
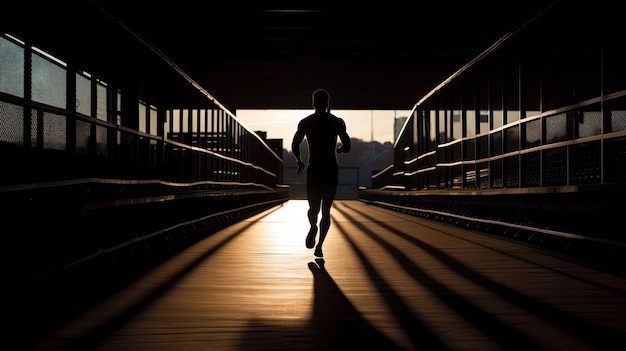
[{"left": 394, "top": 116, "right": 408, "bottom": 142}]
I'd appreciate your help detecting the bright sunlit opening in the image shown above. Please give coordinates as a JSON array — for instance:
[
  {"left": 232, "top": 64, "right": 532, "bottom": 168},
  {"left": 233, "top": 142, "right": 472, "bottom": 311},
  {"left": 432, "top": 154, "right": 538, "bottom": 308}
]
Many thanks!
[{"left": 236, "top": 109, "right": 411, "bottom": 151}]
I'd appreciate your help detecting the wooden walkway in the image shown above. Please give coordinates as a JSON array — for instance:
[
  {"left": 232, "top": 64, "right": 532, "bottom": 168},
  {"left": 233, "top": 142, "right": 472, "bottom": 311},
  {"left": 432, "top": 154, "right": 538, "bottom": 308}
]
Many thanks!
[{"left": 28, "top": 200, "right": 626, "bottom": 350}]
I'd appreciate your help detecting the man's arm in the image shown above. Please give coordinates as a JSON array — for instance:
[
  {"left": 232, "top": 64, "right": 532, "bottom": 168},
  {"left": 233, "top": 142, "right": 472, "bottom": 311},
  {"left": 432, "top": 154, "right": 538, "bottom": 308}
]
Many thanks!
[
  {"left": 336, "top": 119, "right": 351, "bottom": 154},
  {"left": 292, "top": 128, "right": 305, "bottom": 174}
]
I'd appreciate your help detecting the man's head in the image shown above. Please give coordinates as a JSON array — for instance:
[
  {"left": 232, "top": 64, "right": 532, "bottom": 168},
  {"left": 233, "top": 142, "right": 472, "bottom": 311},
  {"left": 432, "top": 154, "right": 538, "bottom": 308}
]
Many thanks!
[{"left": 312, "top": 89, "right": 330, "bottom": 110}]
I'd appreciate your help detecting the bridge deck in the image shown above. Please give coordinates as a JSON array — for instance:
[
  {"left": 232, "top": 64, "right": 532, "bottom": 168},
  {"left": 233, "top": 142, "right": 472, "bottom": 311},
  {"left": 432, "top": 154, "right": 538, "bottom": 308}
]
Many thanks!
[{"left": 27, "top": 200, "right": 626, "bottom": 350}]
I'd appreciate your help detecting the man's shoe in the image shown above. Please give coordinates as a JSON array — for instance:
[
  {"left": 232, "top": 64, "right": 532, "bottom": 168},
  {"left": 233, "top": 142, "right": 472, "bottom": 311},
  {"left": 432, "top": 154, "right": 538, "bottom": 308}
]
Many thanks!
[{"left": 306, "top": 225, "right": 317, "bottom": 249}]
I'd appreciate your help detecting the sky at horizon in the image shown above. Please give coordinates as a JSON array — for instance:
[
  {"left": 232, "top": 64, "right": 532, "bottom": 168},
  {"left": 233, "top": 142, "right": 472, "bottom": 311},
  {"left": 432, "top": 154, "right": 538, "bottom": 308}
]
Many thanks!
[{"left": 236, "top": 109, "right": 412, "bottom": 151}]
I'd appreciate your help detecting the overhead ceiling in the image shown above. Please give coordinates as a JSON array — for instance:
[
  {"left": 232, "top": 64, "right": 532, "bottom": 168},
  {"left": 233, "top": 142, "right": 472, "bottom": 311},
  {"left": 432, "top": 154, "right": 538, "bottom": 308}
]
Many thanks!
[{"left": 6, "top": 1, "right": 557, "bottom": 111}]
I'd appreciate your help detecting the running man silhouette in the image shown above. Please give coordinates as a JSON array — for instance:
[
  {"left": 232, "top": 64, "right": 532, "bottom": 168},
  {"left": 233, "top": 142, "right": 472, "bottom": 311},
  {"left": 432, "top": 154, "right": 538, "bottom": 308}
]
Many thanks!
[{"left": 292, "top": 88, "right": 351, "bottom": 257}]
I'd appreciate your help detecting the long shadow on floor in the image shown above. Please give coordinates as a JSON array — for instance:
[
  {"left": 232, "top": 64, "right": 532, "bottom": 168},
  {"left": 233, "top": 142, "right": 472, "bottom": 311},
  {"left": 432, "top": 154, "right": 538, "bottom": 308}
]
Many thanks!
[
  {"left": 306, "top": 258, "right": 404, "bottom": 350},
  {"left": 236, "top": 258, "right": 404, "bottom": 351}
]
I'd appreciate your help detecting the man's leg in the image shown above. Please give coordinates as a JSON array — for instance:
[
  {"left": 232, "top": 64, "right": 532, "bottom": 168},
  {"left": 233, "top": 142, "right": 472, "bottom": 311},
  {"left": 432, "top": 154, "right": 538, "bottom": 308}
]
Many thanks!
[
  {"left": 306, "top": 174, "right": 321, "bottom": 249},
  {"left": 314, "top": 193, "right": 335, "bottom": 257},
  {"left": 306, "top": 198, "right": 320, "bottom": 248}
]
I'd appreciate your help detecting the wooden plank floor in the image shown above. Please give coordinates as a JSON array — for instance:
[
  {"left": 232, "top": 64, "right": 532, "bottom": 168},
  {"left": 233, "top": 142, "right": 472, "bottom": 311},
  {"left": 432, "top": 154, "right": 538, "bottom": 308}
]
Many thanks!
[{"left": 30, "top": 200, "right": 626, "bottom": 350}]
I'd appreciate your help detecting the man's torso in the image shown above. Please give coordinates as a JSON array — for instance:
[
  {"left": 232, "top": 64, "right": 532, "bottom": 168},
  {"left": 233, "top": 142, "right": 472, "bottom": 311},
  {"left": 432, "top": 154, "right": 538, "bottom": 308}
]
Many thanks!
[{"left": 299, "top": 112, "right": 344, "bottom": 168}]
